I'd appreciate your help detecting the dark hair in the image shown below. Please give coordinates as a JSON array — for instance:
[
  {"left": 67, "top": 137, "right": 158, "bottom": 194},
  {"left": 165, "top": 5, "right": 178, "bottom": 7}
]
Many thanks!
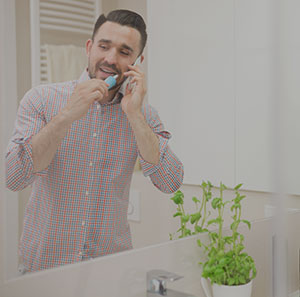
[{"left": 92, "top": 9, "right": 147, "bottom": 56}]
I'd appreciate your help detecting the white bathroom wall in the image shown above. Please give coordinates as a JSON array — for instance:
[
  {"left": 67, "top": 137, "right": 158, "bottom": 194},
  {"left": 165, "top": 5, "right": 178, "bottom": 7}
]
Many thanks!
[
  {"left": 15, "top": 0, "right": 31, "bottom": 101},
  {"left": 235, "top": 0, "right": 273, "bottom": 191},
  {"left": 147, "top": 0, "right": 236, "bottom": 187},
  {"left": 280, "top": 0, "right": 300, "bottom": 195},
  {"left": 147, "top": 0, "right": 300, "bottom": 195}
]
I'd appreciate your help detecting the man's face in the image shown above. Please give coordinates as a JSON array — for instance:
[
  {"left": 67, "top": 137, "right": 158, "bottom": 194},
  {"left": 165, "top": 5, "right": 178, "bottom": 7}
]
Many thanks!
[{"left": 86, "top": 21, "right": 142, "bottom": 89}]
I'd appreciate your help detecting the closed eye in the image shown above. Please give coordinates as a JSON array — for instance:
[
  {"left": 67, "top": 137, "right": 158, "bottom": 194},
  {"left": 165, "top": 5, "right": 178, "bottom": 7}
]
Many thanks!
[
  {"left": 99, "top": 45, "right": 108, "bottom": 50},
  {"left": 121, "top": 50, "right": 130, "bottom": 56}
]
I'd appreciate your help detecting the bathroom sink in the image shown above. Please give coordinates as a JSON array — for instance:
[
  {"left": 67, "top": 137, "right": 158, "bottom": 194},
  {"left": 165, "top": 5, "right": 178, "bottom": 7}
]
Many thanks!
[{"left": 147, "top": 288, "right": 197, "bottom": 297}]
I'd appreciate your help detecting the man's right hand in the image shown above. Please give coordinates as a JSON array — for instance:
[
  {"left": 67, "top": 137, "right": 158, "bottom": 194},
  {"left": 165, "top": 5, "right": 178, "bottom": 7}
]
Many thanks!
[
  {"left": 31, "top": 79, "right": 109, "bottom": 173},
  {"left": 62, "top": 79, "right": 109, "bottom": 123}
]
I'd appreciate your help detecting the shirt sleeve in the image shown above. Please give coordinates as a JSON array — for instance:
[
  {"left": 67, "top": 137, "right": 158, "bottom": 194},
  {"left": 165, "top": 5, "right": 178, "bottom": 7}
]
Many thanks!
[
  {"left": 5, "top": 88, "right": 48, "bottom": 191},
  {"left": 139, "top": 104, "right": 184, "bottom": 193}
]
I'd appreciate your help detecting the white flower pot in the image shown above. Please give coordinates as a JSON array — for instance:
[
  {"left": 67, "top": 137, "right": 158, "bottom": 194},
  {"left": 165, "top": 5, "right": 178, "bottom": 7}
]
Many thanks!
[{"left": 201, "top": 277, "right": 253, "bottom": 297}]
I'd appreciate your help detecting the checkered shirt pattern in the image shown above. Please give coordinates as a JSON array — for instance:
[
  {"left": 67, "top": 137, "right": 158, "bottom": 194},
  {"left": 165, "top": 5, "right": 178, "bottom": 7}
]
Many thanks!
[{"left": 5, "top": 70, "right": 184, "bottom": 272}]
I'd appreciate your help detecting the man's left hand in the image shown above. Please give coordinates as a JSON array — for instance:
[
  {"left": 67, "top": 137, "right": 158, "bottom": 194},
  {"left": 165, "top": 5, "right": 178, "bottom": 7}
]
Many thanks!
[{"left": 121, "top": 64, "right": 146, "bottom": 117}]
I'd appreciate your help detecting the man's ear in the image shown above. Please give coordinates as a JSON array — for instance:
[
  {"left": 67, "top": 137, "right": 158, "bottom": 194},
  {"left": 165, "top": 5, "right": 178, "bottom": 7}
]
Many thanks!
[
  {"left": 140, "top": 55, "right": 145, "bottom": 63},
  {"left": 86, "top": 39, "right": 93, "bottom": 57}
]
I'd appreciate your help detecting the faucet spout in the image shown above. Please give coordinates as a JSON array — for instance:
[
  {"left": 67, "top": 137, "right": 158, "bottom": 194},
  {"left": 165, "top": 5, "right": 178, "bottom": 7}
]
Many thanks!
[{"left": 146, "top": 269, "right": 197, "bottom": 297}]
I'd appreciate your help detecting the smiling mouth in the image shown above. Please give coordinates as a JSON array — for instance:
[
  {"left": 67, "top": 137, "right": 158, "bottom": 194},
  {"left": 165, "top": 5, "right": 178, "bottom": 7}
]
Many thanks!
[{"left": 99, "top": 67, "right": 117, "bottom": 75}]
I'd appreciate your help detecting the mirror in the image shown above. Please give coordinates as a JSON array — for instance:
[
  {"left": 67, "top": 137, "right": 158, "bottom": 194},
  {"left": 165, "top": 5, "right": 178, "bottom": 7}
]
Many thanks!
[
  {"left": 4, "top": 0, "right": 185, "bottom": 278},
  {"left": 2, "top": 0, "right": 300, "bottom": 280}
]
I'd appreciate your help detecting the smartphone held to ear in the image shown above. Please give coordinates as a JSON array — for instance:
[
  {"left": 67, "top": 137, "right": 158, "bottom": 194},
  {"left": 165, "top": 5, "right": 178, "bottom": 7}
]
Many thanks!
[
  {"left": 133, "top": 56, "right": 142, "bottom": 67},
  {"left": 122, "top": 56, "right": 141, "bottom": 92}
]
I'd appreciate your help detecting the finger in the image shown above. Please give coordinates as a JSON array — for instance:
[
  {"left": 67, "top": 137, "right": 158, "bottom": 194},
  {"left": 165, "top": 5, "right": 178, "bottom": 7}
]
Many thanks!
[
  {"left": 89, "top": 90, "right": 102, "bottom": 102},
  {"left": 129, "top": 76, "right": 143, "bottom": 85},
  {"left": 124, "top": 72, "right": 143, "bottom": 82},
  {"left": 125, "top": 83, "right": 131, "bottom": 95},
  {"left": 97, "top": 80, "right": 110, "bottom": 92},
  {"left": 95, "top": 83, "right": 109, "bottom": 99},
  {"left": 124, "top": 67, "right": 143, "bottom": 75},
  {"left": 123, "top": 70, "right": 136, "bottom": 77},
  {"left": 92, "top": 84, "right": 107, "bottom": 101},
  {"left": 128, "top": 64, "right": 142, "bottom": 74},
  {"left": 105, "top": 85, "right": 109, "bottom": 97},
  {"left": 97, "top": 85, "right": 108, "bottom": 99},
  {"left": 89, "top": 79, "right": 109, "bottom": 92}
]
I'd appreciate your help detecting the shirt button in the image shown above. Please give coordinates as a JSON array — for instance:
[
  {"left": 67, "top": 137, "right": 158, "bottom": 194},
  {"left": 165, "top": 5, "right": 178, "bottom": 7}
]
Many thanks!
[
  {"left": 85, "top": 191, "right": 89, "bottom": 196},
  {"left": 97, "top": 104, "right": 100, "bottom": 110},
  {"left": 79, "top": 251, "right": 82, "bottom": 256},
  {"left": 82, "top": 221, "right": 85, "bottom": 226},
  {"left": 93, "top": 133, "right": 97, "bottom": 137},
  {"left": 89, "top": 162, "right": 93, "bottom": 167}
]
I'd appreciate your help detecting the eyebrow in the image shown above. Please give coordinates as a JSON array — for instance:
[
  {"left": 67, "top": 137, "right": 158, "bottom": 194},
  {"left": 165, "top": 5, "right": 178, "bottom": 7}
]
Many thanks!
[{"left": 98, "top": 39, "right": 134, "bottom": 53}]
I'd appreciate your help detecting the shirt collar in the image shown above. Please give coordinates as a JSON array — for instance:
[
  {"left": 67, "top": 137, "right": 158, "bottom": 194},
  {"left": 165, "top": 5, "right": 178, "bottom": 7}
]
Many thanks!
[{"left": 78, "top": 69, "right": 124, "bottom": 105}]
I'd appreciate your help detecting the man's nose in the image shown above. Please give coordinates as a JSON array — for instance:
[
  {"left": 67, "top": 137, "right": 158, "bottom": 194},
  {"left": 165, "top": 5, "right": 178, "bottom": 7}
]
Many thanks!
[{"left": 104, "top": 49, "right": 118, "bottom": 66}]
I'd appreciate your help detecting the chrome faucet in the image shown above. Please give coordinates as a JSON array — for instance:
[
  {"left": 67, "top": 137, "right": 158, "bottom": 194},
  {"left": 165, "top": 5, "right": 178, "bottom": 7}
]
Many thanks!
[{"left": 147, "top": 269, "right": 197, "bottom": 297}]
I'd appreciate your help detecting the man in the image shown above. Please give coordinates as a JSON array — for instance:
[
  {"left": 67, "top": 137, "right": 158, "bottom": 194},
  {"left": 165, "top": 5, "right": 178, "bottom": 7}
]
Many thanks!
[{"left": 6, "top": 9, "right": 183, "bottom": 273}]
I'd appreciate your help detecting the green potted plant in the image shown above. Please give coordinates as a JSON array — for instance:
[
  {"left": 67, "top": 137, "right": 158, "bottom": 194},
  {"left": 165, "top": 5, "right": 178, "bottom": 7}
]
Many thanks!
[{"left": 170, "top": 181, "right": 257, "bottom": 297}]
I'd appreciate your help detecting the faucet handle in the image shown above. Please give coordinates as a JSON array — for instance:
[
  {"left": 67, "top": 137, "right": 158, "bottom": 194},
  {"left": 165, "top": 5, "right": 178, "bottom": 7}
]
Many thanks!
[{"left": 147, "top": 269, "right": 183, "bottom": 295}]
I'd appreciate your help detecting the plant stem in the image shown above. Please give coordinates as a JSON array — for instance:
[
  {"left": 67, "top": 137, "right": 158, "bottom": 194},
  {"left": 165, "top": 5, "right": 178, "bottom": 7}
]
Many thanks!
[
  {"left": 233, "top": 207, "right": 237, "bottom": 253},
  {"left": 217, "top": 185, "right": 224, "bottom": 250},
  {"left": 200, "top": 187, "right": 207, "bottom": 229},
  {"left": 180, "top": 204, "right": 186, "bottom": 237}
]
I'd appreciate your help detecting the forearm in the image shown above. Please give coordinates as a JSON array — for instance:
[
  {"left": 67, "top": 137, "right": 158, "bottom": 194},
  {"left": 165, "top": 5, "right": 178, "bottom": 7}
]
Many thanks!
[
  {"left": 140, "top": 137, "right": 184, "bottom": 193},
  {"left": 127, "top": 111, "right": 159, "bottom": 165},
  {"left": 32, "top": 111, "right": 72, "bottom": 172}
]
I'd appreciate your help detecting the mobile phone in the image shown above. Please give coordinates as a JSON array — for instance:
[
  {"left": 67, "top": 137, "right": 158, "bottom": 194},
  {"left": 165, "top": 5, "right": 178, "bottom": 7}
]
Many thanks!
[
  {"left": 133, "top": 56, "right": 142, "bottom": 67},
  {"left": 119, "top": 56, "right": 142, "bottom": 93}
]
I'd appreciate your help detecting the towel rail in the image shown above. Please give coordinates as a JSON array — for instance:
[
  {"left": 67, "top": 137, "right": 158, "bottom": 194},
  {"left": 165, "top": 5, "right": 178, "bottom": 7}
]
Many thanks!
[
  {"left": 73, "top": 0, "right": 95, "bottom": 6},
  {"left": 40, "top": 45, "right": 48, "bottom": 83},
  {"left": 30, "top": 0, "right": 101, "bottom": 86},
  {"left": 40, "top": 17, "right": 93, "bottom": 30},
  {"left": 40, "top": 1, "right": 95, "bottom": 12},
  {"left": 40, "top": 2, "right": 95, "bottom": 17},
  {"left": 40, "top": 10, "right": 95, "bottom": 24},
  {"left": 40, "top": 24, "right": 91, "bottom": 35}
]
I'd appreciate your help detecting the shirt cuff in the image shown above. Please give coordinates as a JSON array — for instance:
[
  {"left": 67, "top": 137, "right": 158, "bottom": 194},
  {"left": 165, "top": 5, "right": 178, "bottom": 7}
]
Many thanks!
[
  {"left": 12, "top": 137, "right": 49, "bottom": 177},
  {"left": 139, "top": 131, "right": 170, "bottom": 177}
]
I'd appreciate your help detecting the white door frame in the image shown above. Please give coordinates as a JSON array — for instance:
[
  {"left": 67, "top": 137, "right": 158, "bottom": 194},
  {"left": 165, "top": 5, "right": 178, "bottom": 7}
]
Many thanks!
[{"left": 0, "top": 0, "right": 20, "bottom": 283}]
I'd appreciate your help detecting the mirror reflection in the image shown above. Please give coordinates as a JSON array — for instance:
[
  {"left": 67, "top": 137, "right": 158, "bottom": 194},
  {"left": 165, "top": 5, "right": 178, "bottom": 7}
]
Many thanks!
[
  {"left": 7, "top": 1, "right": 184, "bottom": 274},
  {"left": 4, "top": 0, "right": 300, "bottom": 282}
]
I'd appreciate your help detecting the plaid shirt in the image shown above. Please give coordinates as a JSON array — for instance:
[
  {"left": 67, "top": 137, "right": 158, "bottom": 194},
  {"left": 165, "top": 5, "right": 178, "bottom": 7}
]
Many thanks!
[{"left": 5, "top": 70, "right": 184, "bottom": 272}]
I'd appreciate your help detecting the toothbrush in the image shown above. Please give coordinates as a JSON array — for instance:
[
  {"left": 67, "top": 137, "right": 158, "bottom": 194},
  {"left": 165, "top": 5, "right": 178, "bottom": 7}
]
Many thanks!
[{"left": 105, "top": 74, "right": 118, "bottom": 90}]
